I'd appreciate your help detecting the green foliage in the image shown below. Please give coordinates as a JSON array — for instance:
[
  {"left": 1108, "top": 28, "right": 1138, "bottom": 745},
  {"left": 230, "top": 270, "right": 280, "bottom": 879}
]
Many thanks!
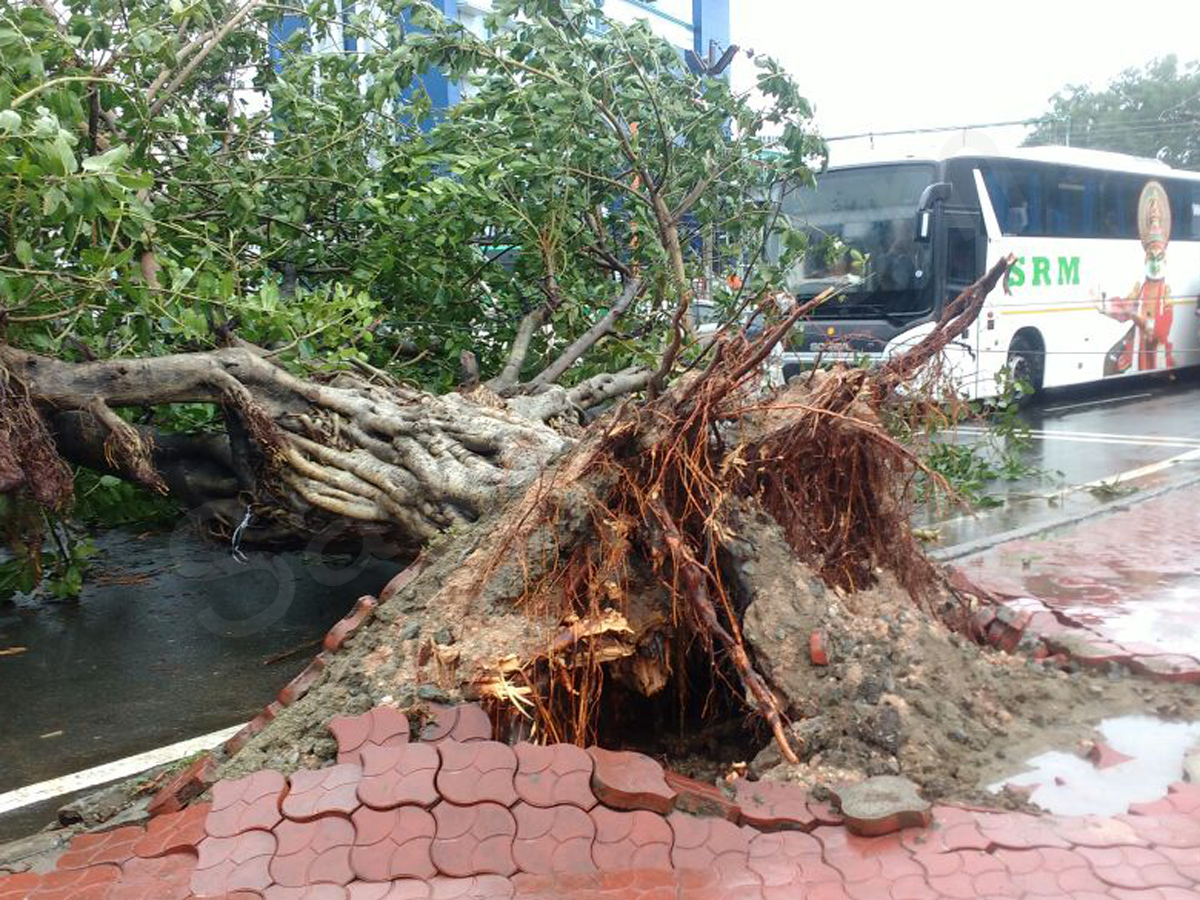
[{"left": 1026, "top": 56, "right": 1200, "bottom": 169}]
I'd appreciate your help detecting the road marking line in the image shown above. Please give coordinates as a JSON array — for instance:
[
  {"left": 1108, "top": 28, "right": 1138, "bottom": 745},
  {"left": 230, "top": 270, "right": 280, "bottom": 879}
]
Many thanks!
[
  {"left": 926, "top": 445, "right": 1200, "bottom": 533},
  {"left": 0, "top": 724, "right": 242, "bottom": 816},
  {"left": 954, "top": 427, "right": 1200, "bottom": 448},
  {"left": 1043, "top": 393, "right": 1154, "bottom": 413}
]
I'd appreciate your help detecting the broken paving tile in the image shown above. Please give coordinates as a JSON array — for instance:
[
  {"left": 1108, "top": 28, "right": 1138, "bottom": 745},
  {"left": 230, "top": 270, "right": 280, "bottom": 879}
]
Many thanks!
[
  {"left": 430, "top": 802, "right": 516, "bottom": 878},
  {"left": 588, "top": 807, "right": 672, "bottom": 871},
  {"left": 148, "top": 754, "right": 218, "bottom": 817},
  {"left": 134, "top": 802, "right": 211, "bottom": 859},
  {"left": 329, "top": 707, "right": 411, "bottom": 765},
  {"left": 436, "top": 740, "right": 518, "bottom": 807},
  {"left": 207, "top": 771, "right": 287, "bottom": 838},
  {"left": 278, "top": 655, "right": 328, "bottom": 707},
  {"left": 830, "top": 776, "right": 931, "bottom": 837},
  {"left": 733, "top": 778, "right": 819, "bottom": 832},
  {"left": 282, "top": 764, "right": 363, "bottom": 821},
  {"left": 269, "top": 817, "right": 355, "bottom": 887},
  {"left": 663, "top": 772, "right": 738, "bottom": 822},
  {"left": 586, "top": 747, "right": 675, "bottom": 815},
  {"left": 511, "top": 803, "right": 596, "bottom": 875},
  {"left": 512, "top": 743, "right": 595, "bottom": 811},
  {"left": 357, "top": 743, "right": 440, "bottom": 810},
  {"left": 420, "top": 705, "right": 492, "bottom": 744},
  {"left": 324, "top": 596, "right": 377, "bottom": 653},
  {"left": 55, "top": 825, "right": 144, "bottom": 870},
  {"left": 349, "top": 806, "right": 437, "bottom": 882},
  {"left": 1087, "top": 740, "right": 1135, "bottom": 770}
]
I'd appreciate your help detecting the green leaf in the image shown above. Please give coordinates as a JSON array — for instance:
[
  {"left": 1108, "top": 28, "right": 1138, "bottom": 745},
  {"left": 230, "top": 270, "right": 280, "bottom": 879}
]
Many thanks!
[
  {"left": 82, "top": 144, "right": 130, "bottom": 174},
  {"left": 0, "top": 109, "right": 20, "bottom": 133},
  {"left": 14, "top": 239, "right": 33, "bottom": 267},
  {"left": 49, "top": 133, "right": 77, "bottom": 175}
]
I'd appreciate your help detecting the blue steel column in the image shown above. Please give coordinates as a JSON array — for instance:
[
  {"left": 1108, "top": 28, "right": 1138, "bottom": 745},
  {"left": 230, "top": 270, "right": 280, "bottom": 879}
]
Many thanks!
[
  {"left": 420, "top": 0, "right": 461, "bottom": 114},
  {"left": 692, "top": 0, "right": 730, "bottom": 61}
]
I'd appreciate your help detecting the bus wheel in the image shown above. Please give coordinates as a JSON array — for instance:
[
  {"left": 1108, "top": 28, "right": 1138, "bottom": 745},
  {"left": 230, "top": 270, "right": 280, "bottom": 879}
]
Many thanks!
[{"left": 1006, "top": 331, "right": 1044, "bottom": 394}]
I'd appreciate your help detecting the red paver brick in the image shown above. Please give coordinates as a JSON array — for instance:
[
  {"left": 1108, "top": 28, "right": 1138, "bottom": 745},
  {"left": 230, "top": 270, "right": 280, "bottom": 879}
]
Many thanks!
[
  {"left": 270, "top": 816, "right": 356, "bottom": 887},
  {"left": 18, "top": 864, "right": 121, "bottom": 900},
  {"left": 589, "top": 807, "right": 673, "bottom": 871},
  {"left": 324, "top": 596, "right": 377, "bottom": 653},
  {"left": 430, "top": 802, "right": 516, "bottom": 877},
  {"left": 428, "top": 875, "right": 514, "bottom": 898},
  {"left": 1087, "top": 740, "right": 1135, "bottom": 770},
  {"left": 420, "top": 705, "right": 492, "bottom": 744},
  {"left": 810, "top": 630, "right": 830, "bottom": 666},
  {"left": 817, "top": 830, "right": 923, "bottom": 886},
  {"left": 283, "top": 764, "right": 363, "bottom": 821},
  {"left": 261, "top": 887, "right": 348, "bottom": 900},
  {"left": 149, "top": 754, "right": 218, "bottom": 817},
  {"left": 667, "top": 811, "right": 752, "bottom": 875},
  {"left": 748, "top": 830, "right": 839, "bottom": 898},
  {"left": 225, "top": 702, "right": 283, "bottom": 758},
  {"left": 346, "top": 882, "right": 430, "bottom": 900},
  {"left": 190, "top": 829, "right": 276, "bottom": 897},
  {"left": 513, "top": 743, "right": 595, "bottom": 811},
  {"left": 357, "top": 743, "right": 440, "bottom": 810},
  {"left": 676, "top": 866, "right": 766, "bottom": 900},
  {"left": 1078, "top": 845, "right": 1196, "bottom": 890},
  {"left": 208, "top": 771, "right": 287, "bottom": 838},
  {"left": 55, "top": 825, "right": 144, "bottom": 870},
  {"left": 1154, "top": 845, "right": 1200, "bottom": 883},
  {"left": 279, "top": 655, "right": 328, "bottom": 707},
  {"left": 900, "top": 806, "right": 989, "bottom": 853},
  {"left": 973, "top": 810, "right": 1071, "bottom": 849},
  {"left": 135, "top": 801, "right": 211, "bottom": 858},
  {"left": 831, "top": 776, "right": 931, "bottom": 837},
  {"left": 329, "top": 707, "right": 411, "bottom": 765},
  {"left": 923, "top": 850, "right": 1006, "bottom": 900},
  {"left": 0, "top": 872, "right": 42, "bottom": 899},
  {"left": 733, "top": 778, "right": 819, "bottom": 832},
  {"left": 1054, "top": 813, "right": 1148, "bottom": 847},
  {"left": 108, "top": 851, "right": 196, "bottom": 900},
  {"left": 1119, "top": 811, "right": 1200, "bottom": 849},
  {"left": 586, "top": 748, "right": 675, "bottom": 815},
  {"left": 349, "top": 805, "right": 437, "bottom": 882},
  {"left": 379, "top": 560, "right": 427, "bottom": 606},
  {"left": 662, "top": 772, "right": 738, "bottom": 822},
  {"left": 511, "top": 803, "right": 596, "bottom": 875},
  {"left": 1128, "top": 654, "right": 1200, "bottom": 683},
  {"left": 436, "top": 740, "right": 518, "bottom": 807}
]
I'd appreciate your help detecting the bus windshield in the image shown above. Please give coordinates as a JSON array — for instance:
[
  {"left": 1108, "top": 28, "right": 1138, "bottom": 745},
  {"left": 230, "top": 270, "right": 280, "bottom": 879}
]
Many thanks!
[{"left": 776, "top": 164, "right": 935, "bottom": 320}]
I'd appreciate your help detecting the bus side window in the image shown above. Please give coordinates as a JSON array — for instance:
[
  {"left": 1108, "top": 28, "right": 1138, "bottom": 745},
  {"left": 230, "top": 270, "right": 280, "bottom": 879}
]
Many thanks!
[{"left": 946, "top": 225, "right": 978, "bottom": 285}]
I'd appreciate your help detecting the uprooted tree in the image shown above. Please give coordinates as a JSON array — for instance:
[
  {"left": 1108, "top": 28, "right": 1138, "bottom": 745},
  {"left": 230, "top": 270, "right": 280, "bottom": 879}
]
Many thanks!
[{"left": 1, "top": 0, "right": 1014, "bottom": 762}]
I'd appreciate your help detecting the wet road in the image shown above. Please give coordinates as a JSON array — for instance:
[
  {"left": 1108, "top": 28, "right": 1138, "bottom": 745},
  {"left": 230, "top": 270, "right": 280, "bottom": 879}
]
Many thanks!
[
  {"left": 0, "top": 528, "right": 402, "bottom": 840},
  {"left": 926, "top": 371, "right": 1200, "bottom": 551}
]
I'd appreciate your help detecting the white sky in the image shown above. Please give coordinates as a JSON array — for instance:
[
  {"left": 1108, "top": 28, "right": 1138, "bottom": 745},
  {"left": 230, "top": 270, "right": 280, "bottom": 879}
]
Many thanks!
[{"left": 730, "top": 0, "right": 1200, "bottom": 165}]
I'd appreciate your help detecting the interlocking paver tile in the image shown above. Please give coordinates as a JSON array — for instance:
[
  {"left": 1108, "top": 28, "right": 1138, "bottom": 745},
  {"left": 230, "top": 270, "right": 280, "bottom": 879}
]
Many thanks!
[
  {"left": 420, "top": 705, "right": 492, "bottom": 744},
  {"left": 346, "top": 881, "right": 432, "bottom": 900},
  {"left": 18, "top": 864, "right": 121, "bottom": 900},
  {"left": 512, "top": 803, "right": 596, "bottom": 875},
  {"left": 55, "top": 825, "right": 144, "bottom": 870},
  {"left": 1119, "top": 811, "right": 1200, "bottom": 848},
  {"left": 1078, "top": 845, "right": 1196, "bottom": 890},
  {"left": 1154, "top": 845, "right": 1200, "bottom": 883},
  {"left": 357, "top": 743, "right": 440, "bottom": 810},
  {"left": 349, "top": 805, "right": 437, "bottom": 881},
  {"left": 900, "top": 806, "right": 989, "bottom": 853},
  {"left": 283, "top": 764, "right": 363, "bottom": 821},
  {"left": 149, "top": 754, "right": 218, "bottom": 817},
  {"left": 427, "top": 875, "right": 514, "bottom": 898},
  {"left": 589, "top": 807, "right": 673, "bottom": 871},
  {"left": 733, "top": 778, "right": 819, "bottom": 832},
  {"left": 436, "top": 740, "right": 518, "bottom": 807},
  {"left": 0, "top": 872, "right": 42, "bottom": 899},
  {"left": 1054, "top": 814, "right": 1148, "bottom": 848},
  {"left": 817, "top": 830, "right": 923, "bottom": 885},
  {"left": 107, "top": 851, "right": 196, "bottom": 900},
  {"left": 663, "top": 772, "right": 739, "bottom": 822},
  {"left": 324, "top": 596, "right": 377, "bottom": 653},
  {"left": 190, "top": 829, "right": 277, "bottom": 897},
  {"left": 261, "top": 886, "right": 349, "bottom": 900},
  {"left": 666, "top": 811, "right": 752, "bottom": 875},
  {"left": 586, "top": 748, "right": 675, "bottom": 815},
  {"left": 270, "top": 816, "right": 355, "bottom": 887},
  {"left": 430, "top": 801, "right": 517, "bottom": 877},
  {"left": 831, "top": 776, "right": 931, "bottom": 837},
  {"left": 748, "top": 830, "right": 839, "bottom": 895},
  {"left": 135, "top": 802, "right": 211, "bottom": 858},
  {"left": 513, "top": 743, "right": 595, "bottom": 810},
  {"left": 208, "top": 771, "right": 287, "bottom": 838},
  {"left": 329, "top": 707, "right": 411, "bottom": 765},
  {"left": 973, "top": 810, "right": 1070, "bottom": 849},
  {"left": 513, "top": 870, "right": 676, "bottom": 900}
]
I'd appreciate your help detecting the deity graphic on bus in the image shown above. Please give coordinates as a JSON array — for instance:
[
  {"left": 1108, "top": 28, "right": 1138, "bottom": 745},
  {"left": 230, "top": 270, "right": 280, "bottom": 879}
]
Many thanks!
[{"left": 1096, "top": 180, "right": 1174, "bottom": 375}]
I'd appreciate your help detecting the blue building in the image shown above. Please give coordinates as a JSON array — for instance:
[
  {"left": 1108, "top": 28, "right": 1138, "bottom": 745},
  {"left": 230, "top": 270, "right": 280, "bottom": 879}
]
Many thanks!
[{"left": 272, "top": 1, "right": 731, "bottom": 113}]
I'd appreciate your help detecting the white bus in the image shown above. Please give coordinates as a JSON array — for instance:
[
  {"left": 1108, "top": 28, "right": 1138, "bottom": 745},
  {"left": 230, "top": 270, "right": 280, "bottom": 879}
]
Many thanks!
[{"left": 774, "top": 147, "right": 1200, "bottom": 397}]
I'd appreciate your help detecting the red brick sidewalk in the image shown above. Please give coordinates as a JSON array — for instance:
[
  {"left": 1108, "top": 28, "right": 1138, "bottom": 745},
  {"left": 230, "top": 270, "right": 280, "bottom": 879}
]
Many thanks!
[
  {"left": 3, "top": 703, "right": 1200, "bottom": 900},
  {"left": 953, "top": 484, "right": 1200, "bottom": 682}
]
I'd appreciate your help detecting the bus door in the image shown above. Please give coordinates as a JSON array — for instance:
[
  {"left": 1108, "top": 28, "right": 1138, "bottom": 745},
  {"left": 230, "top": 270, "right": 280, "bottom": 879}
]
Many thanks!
[{"left": 939, "top": 208, "right": 987, "bottom": 391}]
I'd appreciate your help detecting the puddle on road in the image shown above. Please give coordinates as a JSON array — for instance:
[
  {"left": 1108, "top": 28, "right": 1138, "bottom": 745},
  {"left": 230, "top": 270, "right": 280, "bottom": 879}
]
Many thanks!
[
  {"left": 990, "top": 715, "right": 1200, "bottom": 816},
  {"left": 1096, "top": 582, "right": 1200, "bottom": 658}
]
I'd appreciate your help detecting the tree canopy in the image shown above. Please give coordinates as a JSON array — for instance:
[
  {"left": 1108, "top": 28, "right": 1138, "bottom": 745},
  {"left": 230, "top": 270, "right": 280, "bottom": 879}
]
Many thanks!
[
  {"left": 1025, "top": 55, "right": 1200, "bottom": 169},
  {"left": 0, "top": 0, "right": 825, "bottom": 597}
]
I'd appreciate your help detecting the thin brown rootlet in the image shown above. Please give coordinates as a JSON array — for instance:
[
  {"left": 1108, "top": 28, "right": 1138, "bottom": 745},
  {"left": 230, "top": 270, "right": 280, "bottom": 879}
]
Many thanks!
[{"left": 479, "top": 257, "right": 1015, "bottom": 763}]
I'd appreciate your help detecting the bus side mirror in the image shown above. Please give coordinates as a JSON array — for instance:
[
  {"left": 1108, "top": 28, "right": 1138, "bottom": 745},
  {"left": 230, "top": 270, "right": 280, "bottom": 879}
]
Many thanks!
[{"left": 914, "top": 182, "right": 952, "bottom": 244}]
